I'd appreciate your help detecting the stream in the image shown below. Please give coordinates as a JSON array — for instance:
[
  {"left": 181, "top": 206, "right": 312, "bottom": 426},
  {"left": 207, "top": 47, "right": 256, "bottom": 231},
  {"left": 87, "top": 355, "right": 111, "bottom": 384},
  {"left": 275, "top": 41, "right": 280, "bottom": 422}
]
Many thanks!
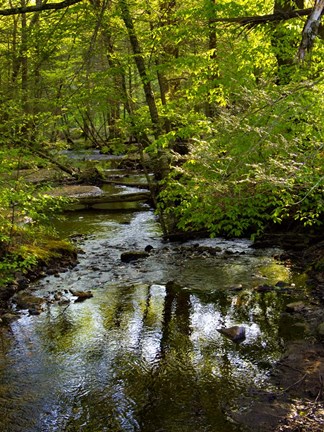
[{"left": 0, "top": 181, "right": 310, "bottom": 432}]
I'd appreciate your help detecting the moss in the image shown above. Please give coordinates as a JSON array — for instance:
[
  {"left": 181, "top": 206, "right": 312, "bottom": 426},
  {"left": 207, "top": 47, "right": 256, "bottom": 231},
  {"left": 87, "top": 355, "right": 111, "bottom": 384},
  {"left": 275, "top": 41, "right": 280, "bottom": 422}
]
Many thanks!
[
  {"left": 314, "top": 257, "right": 324, "bottom": 272},
  {"left": 18, "top": 238, "right": 76, "bottom": 264},
  {"left": 0, "top": 235, "right": 77, "bottom": 286}
]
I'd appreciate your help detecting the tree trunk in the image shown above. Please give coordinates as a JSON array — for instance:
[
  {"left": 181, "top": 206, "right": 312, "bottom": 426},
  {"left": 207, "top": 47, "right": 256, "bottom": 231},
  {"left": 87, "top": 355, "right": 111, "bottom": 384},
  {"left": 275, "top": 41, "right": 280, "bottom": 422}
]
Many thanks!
[
  {"left": 155, "top": 1, "right": 179, "bottom": 132},
  {"left": 298, "top": 0, "right": 324, "bottom": 61},
  {"left": 206, "top": 0, "right": 220, "bottom": 117},
  {"left": 33, "top": 148, "right": 77, "bottom": 177},
  {"left": 119, "top": 0, "right": 161, "bottom": 138},
  {"left": 272, "top": 0, "right": 304, "bottom": 84},
  {"left": 20, "top": 0, "right": 28, "bottom": 111}
]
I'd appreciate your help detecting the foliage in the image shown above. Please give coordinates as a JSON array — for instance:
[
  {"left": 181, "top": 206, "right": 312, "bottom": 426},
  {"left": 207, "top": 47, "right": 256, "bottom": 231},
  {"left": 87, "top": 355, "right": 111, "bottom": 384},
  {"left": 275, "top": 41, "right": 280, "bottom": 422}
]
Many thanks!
[
  {"left": 0, "top": 0, "right": 323, "bottom": 245},
  {"left": 158, "top": 82, "right": 324, "bottom": 238},
  {"left": 0, "top": 148, "right": 71, "bottom": 284}
]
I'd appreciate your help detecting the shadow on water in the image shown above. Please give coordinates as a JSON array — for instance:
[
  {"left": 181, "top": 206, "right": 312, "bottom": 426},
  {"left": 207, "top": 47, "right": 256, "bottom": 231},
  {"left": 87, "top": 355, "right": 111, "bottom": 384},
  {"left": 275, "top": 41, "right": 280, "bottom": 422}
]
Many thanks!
[{"left": 0, "top": 210, "right": 309, "bottom": 432}]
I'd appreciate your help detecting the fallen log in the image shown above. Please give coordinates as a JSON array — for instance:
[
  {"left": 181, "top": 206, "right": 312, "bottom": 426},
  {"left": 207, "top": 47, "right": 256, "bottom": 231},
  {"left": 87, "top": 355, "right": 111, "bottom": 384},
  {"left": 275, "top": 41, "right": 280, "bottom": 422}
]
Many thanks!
[
  {"left": 75, "top": 191, "right": 151, "bottom": 206},
  {"left": 101, "top": 179, "right": 151, "bottom": 189}
]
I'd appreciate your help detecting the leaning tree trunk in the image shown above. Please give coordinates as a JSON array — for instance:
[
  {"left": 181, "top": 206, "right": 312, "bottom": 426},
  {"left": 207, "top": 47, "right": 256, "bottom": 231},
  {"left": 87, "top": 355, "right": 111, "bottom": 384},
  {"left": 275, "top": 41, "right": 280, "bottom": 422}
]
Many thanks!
[
  {"left": 118, "top": 0, "right": 161, "bottom": 139},
  {"left": 206, "top": 0, "right": 220, "bottom": 118},
  {"left": 297, "top": 0, "right": 324, "bottom": 61}
]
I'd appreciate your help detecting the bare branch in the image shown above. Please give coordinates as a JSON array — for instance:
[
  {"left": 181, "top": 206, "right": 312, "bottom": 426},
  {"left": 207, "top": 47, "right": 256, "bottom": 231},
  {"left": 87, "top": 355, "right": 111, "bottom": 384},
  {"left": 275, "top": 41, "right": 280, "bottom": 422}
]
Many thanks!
[{"left": 0, "top": 0, "right": 83, "bottom": 16}]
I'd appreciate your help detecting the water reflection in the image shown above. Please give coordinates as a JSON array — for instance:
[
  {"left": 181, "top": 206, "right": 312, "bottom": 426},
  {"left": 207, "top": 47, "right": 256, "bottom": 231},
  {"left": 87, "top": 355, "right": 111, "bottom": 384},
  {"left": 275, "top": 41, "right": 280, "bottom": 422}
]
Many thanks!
[{"left": 0, "top": 211, "right": 308, "bottom": 432}]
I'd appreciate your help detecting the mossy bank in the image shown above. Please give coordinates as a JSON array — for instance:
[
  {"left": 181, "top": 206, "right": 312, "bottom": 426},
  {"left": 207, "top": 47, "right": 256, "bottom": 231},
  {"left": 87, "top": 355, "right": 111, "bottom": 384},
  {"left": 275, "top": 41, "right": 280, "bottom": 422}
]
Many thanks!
[{"left": 0, "top": 237, "right": 78, "bottom": 323}]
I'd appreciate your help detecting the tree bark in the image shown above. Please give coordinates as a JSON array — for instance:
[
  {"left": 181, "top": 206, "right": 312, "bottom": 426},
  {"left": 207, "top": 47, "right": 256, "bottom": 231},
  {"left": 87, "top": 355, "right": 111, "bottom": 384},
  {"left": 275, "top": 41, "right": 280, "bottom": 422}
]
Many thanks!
[
  {"left": 148, "top": 1, "right": 178, "bottom": 132},
  {"left": 206, "top": 0, "right": 219, "bottom": 117},
  {"left": 298, "top": 0, "right": 324, "bottom": 61},
  {"left": 0, "top": 0, "right": 83, "bottom": 16},
  {"left": 271, "top": 1, "right": 304, "bottom": 84},
  {"left": 119, "top": 0, "right": 161, "bottom": 139},
  {"left": 20, "top": 0, "right": 28, "bottom": 111},
  {"left": 33, "top": 148, "right": 77, "bottom": 177}
]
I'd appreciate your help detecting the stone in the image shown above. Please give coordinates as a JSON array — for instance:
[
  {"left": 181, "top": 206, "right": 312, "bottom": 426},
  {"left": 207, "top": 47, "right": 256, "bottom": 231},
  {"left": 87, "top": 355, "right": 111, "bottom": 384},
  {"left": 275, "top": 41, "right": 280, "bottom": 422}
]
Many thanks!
[
  {"left": 0, "top": 285, "right": 16, "bottom": 302},
  {"left": 255, "top": 284, "right": 274, "bottom": 293},
  {"left": 29, "top": 307, "right": 42, "bottom": 316},
  {"left": 70, "top": 289, "right": 93, "bottom": 302},
  {"left": 1, "top": 313, "right": 19, "bottom": 324},
  {"left": 13, "top": 292, "right": 45, "bottom": 310},
  {"left": 229, "top": 284, "right": 243, "bottom": 291},
  {"left": 317, "top": 322, "right": 324, "bottom": 338},
  {"left": 58, "top": 298, "right": 70, "bottom": 306},
  {"left": 275, "top": 281, "right": 289, "bottom": 288},
  {"left": 120, "top": 251, "right": 149, "bottom": 263},
  {"left": 286, "top": 301, "right": 305, "bottom": 313},
  {"left": 217, "top": 326, "right": 246, "bottom": 343},
  {"left": 49, "top": 185, "right": 104, "bottom": 198}
]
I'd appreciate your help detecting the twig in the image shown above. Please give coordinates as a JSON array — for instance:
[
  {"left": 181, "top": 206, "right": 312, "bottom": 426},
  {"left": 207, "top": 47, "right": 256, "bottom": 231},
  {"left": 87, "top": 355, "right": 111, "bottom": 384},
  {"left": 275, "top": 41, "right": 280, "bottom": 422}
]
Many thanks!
[
  {"left": 283, "top": 373, "right": 308, "bottom": 392},
  {"left": 315, "top": 373, "right": 323, "bottom": 403}
]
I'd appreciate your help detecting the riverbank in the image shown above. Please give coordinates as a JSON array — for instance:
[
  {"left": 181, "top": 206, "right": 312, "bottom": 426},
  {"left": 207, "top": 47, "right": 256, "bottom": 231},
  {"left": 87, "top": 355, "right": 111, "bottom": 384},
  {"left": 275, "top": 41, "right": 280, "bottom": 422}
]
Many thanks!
[
  {"left": 230, "top": 232, "right": 324, "bottom": 432},
  {"left": 0, "top": 238, "right": 78, "bottom": 324}
]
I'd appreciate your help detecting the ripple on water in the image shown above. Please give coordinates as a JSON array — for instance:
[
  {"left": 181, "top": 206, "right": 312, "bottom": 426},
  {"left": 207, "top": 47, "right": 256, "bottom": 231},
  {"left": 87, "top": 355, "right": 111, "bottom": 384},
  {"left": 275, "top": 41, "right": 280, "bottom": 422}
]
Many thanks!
[{"left": 0, "top": 210, "right": 308, "bottom": 432}]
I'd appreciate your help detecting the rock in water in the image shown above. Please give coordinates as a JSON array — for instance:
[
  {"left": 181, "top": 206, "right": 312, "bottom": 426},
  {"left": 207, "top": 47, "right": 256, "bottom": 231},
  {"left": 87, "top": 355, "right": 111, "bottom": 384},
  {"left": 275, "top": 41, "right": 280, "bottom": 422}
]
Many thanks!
[
  {"left": 217, "top": 326, "right": 246, "bottom": 343},
  {"left": 285, "top": 301, "right": 305, "bottom": 313},
  {"left": 69, "top": 289, "right": 93, "bottom": 302},
  {"left": 120, "top": 251, "right": 150, "bottom": 263}
]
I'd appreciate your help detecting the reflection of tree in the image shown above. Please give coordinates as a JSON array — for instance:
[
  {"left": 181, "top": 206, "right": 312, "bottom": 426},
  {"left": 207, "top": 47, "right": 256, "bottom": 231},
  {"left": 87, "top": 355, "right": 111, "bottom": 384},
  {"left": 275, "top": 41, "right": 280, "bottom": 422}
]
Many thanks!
[
  {"left": 160, "top": 281, "right": 191, "bottom": 359},
  {"left": 38, "top": 309, "right": 77, "bottom": 354},
  {"left": 131, "top": 281, "right": 196, "bottom": 431},
  {"left": 100, "top": 284, "right": 136, "bottom": 330}
]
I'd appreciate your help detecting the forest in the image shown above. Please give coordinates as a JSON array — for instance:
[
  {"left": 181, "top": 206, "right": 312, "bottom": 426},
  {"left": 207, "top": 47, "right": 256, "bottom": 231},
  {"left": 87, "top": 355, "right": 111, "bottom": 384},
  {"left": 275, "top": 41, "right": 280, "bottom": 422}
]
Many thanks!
[
  {"left": 0, "top": 0, "right": 323, "bottom": 279},
  {"left": 0, "top": 2, "right": 324, "bottom": 431}
]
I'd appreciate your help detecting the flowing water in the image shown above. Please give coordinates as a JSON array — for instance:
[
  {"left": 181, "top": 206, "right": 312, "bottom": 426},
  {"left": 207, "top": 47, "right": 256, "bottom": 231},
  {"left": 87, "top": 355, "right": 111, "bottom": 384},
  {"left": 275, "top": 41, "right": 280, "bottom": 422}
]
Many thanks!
[{"left": 0, "top": 199, "right": 309, "bottom": 431}]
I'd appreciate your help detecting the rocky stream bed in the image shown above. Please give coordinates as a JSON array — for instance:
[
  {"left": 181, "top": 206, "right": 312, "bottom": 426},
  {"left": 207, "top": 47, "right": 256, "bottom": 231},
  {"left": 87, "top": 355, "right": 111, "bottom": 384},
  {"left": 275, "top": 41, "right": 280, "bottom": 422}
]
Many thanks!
[
  {"left": 0, "top": 206, "right": 323, "bottom": 432},
  {"left": 0, "top": 155, "right": 323, "bottom": 432}
]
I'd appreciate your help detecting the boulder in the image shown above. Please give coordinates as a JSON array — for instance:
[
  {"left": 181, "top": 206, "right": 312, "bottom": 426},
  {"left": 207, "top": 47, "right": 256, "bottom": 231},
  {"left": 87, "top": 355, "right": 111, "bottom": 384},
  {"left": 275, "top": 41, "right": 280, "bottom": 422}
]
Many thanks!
[
  {"left": 255, "top": 284, "right": 274, "bottom": 293},
  {"left": 286, "top": 301, "right": 305, "bottom": 313},
  {"left": 69, "top": 289, "right": 93, "bottom": 302},
  {"left": 120, "top": 251, "right": 150, "bottom": 263},
  {"left": 13, "top": 291, "right": 45, "bottom": 311},
  {"left": 49, "top": 185, "right": 104, "bottom": 198},
  {"left": 229, "top": 284, "right": 243, "bottom": 292},
  {"left": 1, "top": 313, "right": 19, "bottom": 324},
  {"left": 217, "top": 325, "right": 246, "bottom": 343},
  {"left": 0, "top": 285, "right": 17, "bottom": 303}
]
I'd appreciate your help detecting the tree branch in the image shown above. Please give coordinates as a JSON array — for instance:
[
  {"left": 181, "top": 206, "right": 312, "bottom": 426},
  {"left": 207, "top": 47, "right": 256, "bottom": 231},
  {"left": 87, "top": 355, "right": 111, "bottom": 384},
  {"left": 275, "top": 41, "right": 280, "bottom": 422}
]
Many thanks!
[
  {"left": 211, "top": 8, "right": 312, "bottom": 27},
  {"left": 0, "top": 0, "right": 83, "bottom": 16}
]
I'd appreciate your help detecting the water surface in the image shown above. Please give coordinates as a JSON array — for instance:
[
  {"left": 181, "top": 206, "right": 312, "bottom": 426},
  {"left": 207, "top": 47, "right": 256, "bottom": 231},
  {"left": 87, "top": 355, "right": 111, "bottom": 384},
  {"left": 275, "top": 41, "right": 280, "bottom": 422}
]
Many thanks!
[{"left": 0, "top": 210, "right": 308, "bottom": 432}]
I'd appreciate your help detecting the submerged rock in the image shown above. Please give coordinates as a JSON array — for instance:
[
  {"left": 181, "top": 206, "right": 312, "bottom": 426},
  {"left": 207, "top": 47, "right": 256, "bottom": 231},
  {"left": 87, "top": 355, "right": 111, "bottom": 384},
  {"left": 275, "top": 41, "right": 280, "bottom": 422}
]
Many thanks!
[
  {"left": 69, "top": 289, "right": 93, "bottom": 302},
  {"left": 120, "top": 251, "right": 150, "bottom": 263},
  {"left": 49, "top": 185, "right": 104, "bottom": 198},
  {"left": 13, "top": 291, "right": 45, "bottom": 311},
  {"left": 255, "top": 284, "right": 274, "bottom": 293},
  {"left": 286, "top": 301, "right": 305, "bottom": 313},
  {"left": 217, "top": 325, "right": 246, "bottom": 343},
  {"left": 229, "top": 284, "right": 243, "bottom": 292}
]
